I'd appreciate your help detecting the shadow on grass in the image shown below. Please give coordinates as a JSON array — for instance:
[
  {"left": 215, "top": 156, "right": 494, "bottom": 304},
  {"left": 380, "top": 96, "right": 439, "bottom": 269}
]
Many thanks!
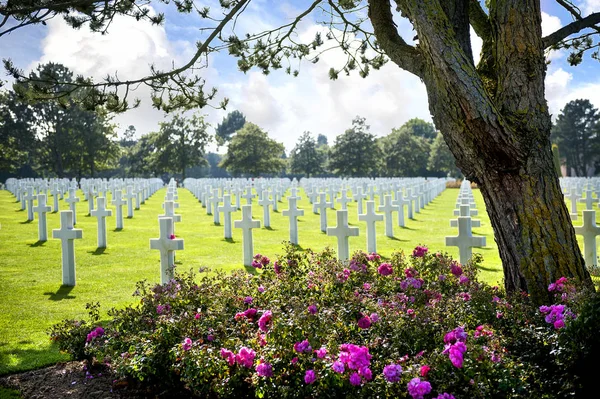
[
  {"left": 14, "top": 209, "right": 24, "bottom": 212},
  {"left": 0, "top": 344, "right": 65, "bottom": 377},
  {"left": 89, "top": 247, "right": 107, "bottom": 255},
  {"left": 264, "top": 226, "right": 276, "bottom": 231},
  {"left": 213, "top": 222, "right": 221, "bottom": 226},
  {"left": 43, "top": 285, "right": 75, "bottom": 301},
  {"left": 222, "top": 238, "right": 236, "bottom": 244},
  {"left": 19, "top": 220, "right": 32, "bottom": 224},
  {"left": 113, "top": 228, "right": 123, "bottom": 232},
  {"left": 399, "top": 225, "right": 415, "bottom": 230},
  {"left": 386, "top": 236, "right": 405, "bottom": 242},
  {"left": 243, "top": 265, "right": 259, "bottom": 275},
  {"left": 476, "top": 264, "right": 498, "bottom": 272}
]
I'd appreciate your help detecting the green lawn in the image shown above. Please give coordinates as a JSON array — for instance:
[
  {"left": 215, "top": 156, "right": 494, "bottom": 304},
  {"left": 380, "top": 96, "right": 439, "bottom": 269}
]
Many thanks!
[{"left": 0, "top": 185, "right": 592, "bottom": 375}]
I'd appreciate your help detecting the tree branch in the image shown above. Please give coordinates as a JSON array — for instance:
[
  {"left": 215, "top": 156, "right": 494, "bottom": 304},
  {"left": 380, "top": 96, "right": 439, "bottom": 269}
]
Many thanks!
[
  {"left": 469, "top": 0, "right": 491, "bottom": 41},
  {"left": 367, "top": 0, "right": 424, "bottom": 78},
  {"left": 543, "top": 11, "right": 600, "bottom": 48}
]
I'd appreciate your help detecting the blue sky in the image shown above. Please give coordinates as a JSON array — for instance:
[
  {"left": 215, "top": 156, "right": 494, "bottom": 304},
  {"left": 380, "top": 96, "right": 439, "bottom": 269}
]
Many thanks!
[{"left": 1, "top": 0, "right": 599, "bottom": 152}]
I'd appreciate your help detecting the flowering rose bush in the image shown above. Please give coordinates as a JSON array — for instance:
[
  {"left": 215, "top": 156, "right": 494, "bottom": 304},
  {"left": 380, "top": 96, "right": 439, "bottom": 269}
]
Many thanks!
[{"left": 50, "top": 244, "right": 598, "bottom": 398}]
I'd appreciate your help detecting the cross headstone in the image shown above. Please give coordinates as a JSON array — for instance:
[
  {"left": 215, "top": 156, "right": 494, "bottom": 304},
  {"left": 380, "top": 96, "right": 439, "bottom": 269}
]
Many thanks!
[
  {"left": 218, "top": 194, "right": 237, "bottom": 239},
  {"left": 359, "top": 201, "right": 384, "bottom": 253},
  {"left": 315, "top": 192, "right": 329, "bottom": 233},
  {"left": 378, "top": 194, "right": 396, "bottom": 238},
  {"left": 242, "top": 187, "right": 255, "bottom": 205},
  {"left": 150, "top": 217, "right": 184, "bottom": 284},
  {"left": 33, "top": 194, "right": 52, "bottom": 241},
  {"left": 234, "top": 205, "right": 261, "bottom": 266},
  {"left": 353, "top": 187, "right": 367, "bottom": 215},
  {"left": 445, "top": 217, "right": 486, "bottom": 265},
  {"left": 579, "top": 188, "right": 598, "bottom": 210},
  {"left": 111, "top": 190, "right": 126, "bottom": 229},
  {"left": 451, "top": 205, "right": 481, "bottom": 228},
  {"left": 87, "top": 185, "right": 95, "bottom": 215},
  {"left": 327, "top": 210, "right": 359, "bottom": 261},
  {"left": 161, "top": 200, "right": 182, "bottom": 224},
  {"left": 65, "top": 188, "right": 80, "bottom": 225},
  {"left": 258, "top": 190, "right": 273, "bottom": 228},
  {"left": 24, "top": 187, "right": 36, "bottom": 221},
  {"left": 336, "top": 189, "right": 352, "bottom": 211},
  {"left": 283, "top": 195, "right": 304, "bottom": 245},
  {"left": 392, "top": 190, "right": 410, "bottom": 227},
  {"left": 407, "top": 188, "right": 419, "bottom": 218},
  {"left": 574, "top": 210, "right": 600, "bottom": 267},
  {"left": 566, "top": 188, "right": 580, "bottom": 220},
  {"left": 125, "top": 186, "right": 135, "bottom": 218},
  {"left": 212, "top": 188, "right": 223, "bottom": 224},
  {"left": 50, "top": 184, "right": 60, "bottom": 212},
  {"left": 52, "top": 211, "right": 83, "bottom": 286},
  {"left": 90, "top": 197, "right": 113, "bottom": 248}
]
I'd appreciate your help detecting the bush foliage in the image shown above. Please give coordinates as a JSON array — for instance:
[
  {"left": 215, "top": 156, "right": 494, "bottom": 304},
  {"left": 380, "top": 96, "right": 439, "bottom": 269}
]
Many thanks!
[{"left": 50, "top": 245, "right": 597, "bottom": 398}]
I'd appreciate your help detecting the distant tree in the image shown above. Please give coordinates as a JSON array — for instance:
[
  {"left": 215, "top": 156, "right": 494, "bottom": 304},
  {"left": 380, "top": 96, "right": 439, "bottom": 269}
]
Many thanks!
[
  {"left": 120, "top": 125, "right": 137, "bottom": 147},
  {"left": 380, "top": 125, "right": 430, "bottom": 177},
  {"left": 317, "top": 134, "right": 328, "bottom": 147},
  {"left": 552, "top": 144, "right": 562, "bottom": 177},
  {"left": 205, "top": 152, "right": 230, "bottom": 177},
  {"left": 329, "top": 116, "right": 381, "bottom": 177},
  {"left": 290, "top": 132, "right": 325, "bottom": 177},
  {"left": 0, "top": 91, "right": 36, "bottom": 173},
  {"left": 551, "top": 99, "right": 600, "bottom": 176},
  {"left": 220, "top": 122, "right": 285, "bottom": 177},
  {"left": 401, "top": 118, "right": 437, "bottom": 142},
  {"left": 215, "top": 110, "right": 246, "bottom": 146},
  {"left": 153, "top": 113, "right": 211, "bottom": 180},
  {"left": 128, "top": 132, "right": 160, "bottom": 177},
  {"left": 428, "top": 132, "right": 461, "bottom": 177}
]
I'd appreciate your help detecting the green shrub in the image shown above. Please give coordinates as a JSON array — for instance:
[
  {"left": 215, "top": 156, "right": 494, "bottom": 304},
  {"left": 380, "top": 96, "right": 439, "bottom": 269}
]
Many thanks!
[{"left": 50, "top": 245, "right": 596, "bottom": 398}]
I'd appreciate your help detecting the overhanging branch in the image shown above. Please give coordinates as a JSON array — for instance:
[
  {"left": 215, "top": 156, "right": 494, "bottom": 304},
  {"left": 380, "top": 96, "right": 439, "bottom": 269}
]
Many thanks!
[
  {"left": 367, "top": 0, "right": 424, "bottom": 78},
  {"left": 543, "top": 11, "right": 600, "bottom": 48}
]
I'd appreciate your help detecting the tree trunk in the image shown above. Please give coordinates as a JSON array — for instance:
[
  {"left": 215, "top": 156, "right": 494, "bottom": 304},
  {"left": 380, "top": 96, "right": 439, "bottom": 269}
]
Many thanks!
[{"left": 370, "top": 0, "right": 593, "bottom": 303}]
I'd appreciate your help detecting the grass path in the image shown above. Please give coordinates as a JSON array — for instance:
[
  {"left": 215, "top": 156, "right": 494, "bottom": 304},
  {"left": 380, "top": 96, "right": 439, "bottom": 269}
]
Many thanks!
[{"left": 0, "top": 185, "right": 592, "bottom": 375}]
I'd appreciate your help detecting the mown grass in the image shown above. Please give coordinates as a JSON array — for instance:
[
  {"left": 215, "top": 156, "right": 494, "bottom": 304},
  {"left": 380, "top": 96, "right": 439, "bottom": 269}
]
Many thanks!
[{"left": 0, "top": 185, "right": 592, "bottom": 375}]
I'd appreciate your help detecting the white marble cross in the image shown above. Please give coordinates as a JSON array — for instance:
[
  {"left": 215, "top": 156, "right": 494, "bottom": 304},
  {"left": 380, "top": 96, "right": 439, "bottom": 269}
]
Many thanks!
[
  {"left": 283, "top": 195, "right": 304, "bottom": 245},
  {"left": 212, "top": 188, "right": 223, "bottom": 224},
  {"left": 327, "top": 210, "right": 359, "bottom": 261},
  {"left": 407, "top": 188, "right": 419, "bottom": 217},
  {"left": 87, "top": 185, "right": 95, "bottom": 215},
  {"left": 337, "top": 189, "right": 352, "bottom": 211},
  {"left": 353, "top": 187, "right": 367, "bottom": 215},
  {"left": 378, "top": 194, "right": 396, "bottom": 238},
  {"left": 445, "top": 217, "right": 486, "bottom": 264},
  {"left": 24, "top": 187, "right": 36, "bottom": 221},
  {"left": 33, "top": 194, "right": 52, "bottom": 241},
  {"left": 234, "top": 205, "right": 261, "bottom": 266},
  {"left": 566, "top": 188, "right": 580, "bottom": 220},
  {"left": 50, "top": 183, "right": 60, "bottom": 212},
  {"left": 315, "top": 192, "right": 329, "bottom": 233},
  {"left": 574, "top": 209, "right": 600, "bottom": 267},
  {"left": 125, "top": 186, "right": 135, "bottom": 218},
  {"left": 52, "top": 211, "right": 83, "bottom": 286},
  {"left": 242, "top": 187, "right": 255, "bottom": 204},
  {"left": 161, "top": 200, "right": 182, "bottom": 224},
  {"left": 392, "top": 190, "right": 410, "bottom": 227},
  {"left": 359, "top": 200, "right": 384, "bottom": 253},
  {"left": 579, "top": 188, "right": 598, "bottom": 210},
  {"left": 453, "top": 197, "right": 478, "bottom": 216},
  {"left": 150, "top": 217, "right": 184, "bottom": 284},
  {"left": 65, "top": 188, "right": 80, "bottom": 225},
  {"left": 163, "top": 191, "right": 180, "bottom": 209},
  {"left": 451, "top": 205, "right": 481, "bottom": 228},
  {"left": 111, "top": 190, "right": 126, "bottom": 229},
  {"left": 90, "top": 197, "right": 112, "bottom": 248},
  {"left": 258, "top": 190, "right": 273, "bottom": 228},
  {"left": 218, "top": 194, "right": 237, "bottom": 239}
]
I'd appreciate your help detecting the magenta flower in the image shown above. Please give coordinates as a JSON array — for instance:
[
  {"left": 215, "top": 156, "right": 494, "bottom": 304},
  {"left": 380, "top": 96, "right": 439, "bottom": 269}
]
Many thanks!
[
  {"left": 378, "top": 263, "right": 393, "bottom": 276},
  {"left": 407, "top": 377, "right": 432, "bottom": 399},
  {"left": 256, "top": 361, "right": 273, "bottom": 377},
  {"left": 370, "top": 313, "right": 379, "bottom": 323},
  {"left": 169, "top": 234, "right": 176, "bottom": 240},
  {"left": 450, "top": 262, "right": 462, "bottom": 277},
  {"left": 273, "top": 261, "right": 282, "bottom": 274},
  {"left": 294, "top": 339, "right": 312, "bottom": 353},
  {"left": 220, "top": 348, "right": 235, "bottom": 366},
  {"left": 459, "top": 275, "right": 470, "bottom": 285},
  {"left": 434, "top": 394, "right": 456, "bottom": 399},
  {"left": 258, "top": 285, "right": 265, "bottom": 293},
  {"left": 412, "top": 245, "right": 428, "bottom": 257},
  {"left": 308, "top": 304, "right": 318, "bottom": 315},
  {"left": 357, "top": 315, "right": 372, "bottom": 329},
  {"left": 363, "top": 283, "right": 371, "bottom": 290},
  {"left": 86, "top": 327, "right": 105, "bottom": 343},
  {"left": 359, "top": 367, "right": 373, "bottom": 381},
  {"left": 332, "top": 361, "right": 345, "bottom": 373},
  {"left": 315, "top": 347, "right": 327, "bottom": 359},
  {"left": 244, "top": 296, "right": 253, "bottom": 304},
  {"left": 383, "top": 364, "right": 402, "bottom": 383},
  {"left": 304, "top": 369, "right": 316, "bottom": 384},
  {"left": 258, "top": 310, "right": 272, "bottom": 332},
  {"left": 182, "top": 337, "right": 192, "bottom": 351},
  {"left": 420, "top": 365, "right": 430, "bottom": 377},
  {"left": 291, "top": 357, "right": 298, "bottom": 365},
  {"left": 236, "top": 347, "right": 256, "bottom": 368},
  {"left": 349, "top": 372, "right": 361, "bottom": 386}
]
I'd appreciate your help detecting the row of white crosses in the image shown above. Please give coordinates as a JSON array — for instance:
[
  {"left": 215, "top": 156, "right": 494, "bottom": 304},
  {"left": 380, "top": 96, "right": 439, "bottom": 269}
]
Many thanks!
[
  {"left": 4, "top": 178, "right": 163, "bottom": 287},
  {"left": 445, "top": 180, "right": 486, "bottom": 264}
]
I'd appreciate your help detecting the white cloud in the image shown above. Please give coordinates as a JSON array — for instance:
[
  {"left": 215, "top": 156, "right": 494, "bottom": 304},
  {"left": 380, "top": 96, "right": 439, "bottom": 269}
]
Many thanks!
[
  {"left": 541, "top": 11, "right": 562, "bottom": 37},
  {"left": 471, "top": 27, "right": 483, "bottom": 65},
  {"left": 580, "top": 0, "right": 600, "bottom": 16},
  {"left": 546, "top": 68, "right": 574, "bottom": 117}
]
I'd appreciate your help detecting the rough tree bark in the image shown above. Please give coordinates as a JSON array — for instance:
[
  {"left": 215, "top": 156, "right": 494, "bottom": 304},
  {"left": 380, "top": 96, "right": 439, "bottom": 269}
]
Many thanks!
[{"left": 369, "top": 0, "right": 593, "bottom": 304}]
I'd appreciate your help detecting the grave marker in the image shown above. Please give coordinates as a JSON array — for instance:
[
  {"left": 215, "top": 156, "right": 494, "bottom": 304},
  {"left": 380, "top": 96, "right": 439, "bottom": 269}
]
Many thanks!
[
  {"left": 90, "top": 197, "right": 112, "bottom": 248},
  {"left": 359, "top": 200, "right": 384, "bottom": 253},
  {"left": 234, "top": 205, "right": 261, "bottom": 266},
  {"left": 52, "top": 211, "right": 83, "bottom": 286},
  {"left": 574, "top": 210, "right": 600, "bottom": 267},
  {"left": 327, "top": 210, "right": 359, "bottom": 261},
  {"left": 445, "top": 217, "right": 486, "bottom": 264},
  {"left": 33, "top": 194, "right": 51, "bottom": 241},
  {"left": 283, "top": 196, "right": 304, "bottom": 245},
  {"left": 150, "top": 217, "right": 184, "bottom": 284}
]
